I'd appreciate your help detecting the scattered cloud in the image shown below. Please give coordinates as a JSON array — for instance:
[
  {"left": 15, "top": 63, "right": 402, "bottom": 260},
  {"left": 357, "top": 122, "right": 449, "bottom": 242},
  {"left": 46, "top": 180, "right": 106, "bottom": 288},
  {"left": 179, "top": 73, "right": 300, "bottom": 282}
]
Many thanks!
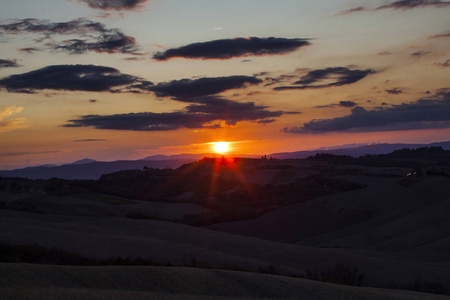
[
  {"left": 0, "top": 150, "right": 64, "bottom": 157},
  {"left": 337, "top": 0, "right": 450, "bottom": 14},
  {"left": 73, "top": 138, "right": 107, "bottom": 142},
  {"left": 153, "top": 37, "right": 310, "bottom": 61},
  {"left": 339, "top": 101, "right": 358, "bottom": 107},
  {"left": 386, "top": 88, "right": 403, "bottom": 94},
  {"left": 0, "top": 59, "right": 20, "bottom": 69},
  {"left": 411, "top": 50, "right": 430, "bottom": 58},
  {"left": 0, "top": 18, "right": 140, "bottom": 55},
  {"left": 434, "top": 59, "right": 450, "bottom": 67},
  {"left": 145, "top": 76, "right": 262, "bottom": 100},
  {"left": 0, "top": 64, "right": 153, "bottom": 93},
  {"left": 64, "top": 96, "right": 295, "bottom": 131},
  {"left": 316, "top": 100, "right": 357, "bottom": 108},
  {"left": 335, "top": 7, "right": 368, "bottom": 15},
  {"left": 429, "top": 32, "right": 450, "bottom": 39},
  {"left": 283, "top": 90, "right": 450, "bottom": 133},
  {"left": 69, "top": 0, "right": 150, "bottom": 11},
  {"left": 18, "top": 47, "right": 40, "bottom": 53},
  {"left": 0, "top": 106, "right": 30, "bottom": 132},
  {"left": 274, "top": 67, "right": 375, "bottom": 90}
]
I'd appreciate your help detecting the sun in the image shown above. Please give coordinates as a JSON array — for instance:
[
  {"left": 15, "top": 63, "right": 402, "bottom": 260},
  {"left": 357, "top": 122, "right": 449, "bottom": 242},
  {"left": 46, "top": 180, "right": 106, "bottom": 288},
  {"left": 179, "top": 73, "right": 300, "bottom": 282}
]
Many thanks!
[{"left": 213, "top": 142, "right": 229, "bottom": 154}]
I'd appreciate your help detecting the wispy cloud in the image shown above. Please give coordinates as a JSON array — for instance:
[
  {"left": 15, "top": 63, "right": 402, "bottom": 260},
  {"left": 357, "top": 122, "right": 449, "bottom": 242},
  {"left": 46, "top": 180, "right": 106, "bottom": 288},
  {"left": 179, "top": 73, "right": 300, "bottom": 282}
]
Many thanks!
[
  {"left": 316, "top": 101, "right": 358, "bottom": 108},
  {"left": 73, "top": 138, "right": 107, "bottom": 142},
  {"left": 434, "top": 59, "right": 450, "bottom": 68},
  {"left": 274, "top": 67, "right": 375, "bottom": 91},
  {"left": 0, "top": 150, "right": 65, "bottom": 157},
  {"left": 153, "top": 37, "right": 310, "bottom": 61},
  {"left": 0, "top": 18, "right": 140, "bottom": 55},
  {"left": 377, "top": 0, "right": 450, "bottom": 10},
  {"left": 337, "top": 0, "right": 450, "bottom": 15},
  {"left": 0, "top": 59, "right": 20, "bottom": 69},
  {"left": 429, "top": 32, "right": 450, "bottom": 39},
  {"left": 69, "top": 0, "right": 150, "bottom": 11},
  {"left": 283, "top": 90, "right": 450, "bottom": 133},
  {"left": 386, "top": 88, "right": 403, "bottom": 94},
  {"left": 64, "top": 96, "right": 296, "bottom": 131},
  {"left": 335, "top": 7, "right": 368, "bottom": 16},
  {"left": 0, "top": 106, "right": 30, "bottom": 132}
]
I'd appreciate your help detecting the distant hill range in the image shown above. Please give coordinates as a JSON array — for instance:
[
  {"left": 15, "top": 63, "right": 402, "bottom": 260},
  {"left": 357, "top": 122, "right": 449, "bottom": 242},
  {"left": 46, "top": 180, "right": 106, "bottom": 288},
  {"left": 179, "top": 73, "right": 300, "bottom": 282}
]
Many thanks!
[
  {"left": 1, "top": 141, "right": 449, "bottom": 180},
  {"left": 269, "top": 141, "right": 450, "bottom": 159}
]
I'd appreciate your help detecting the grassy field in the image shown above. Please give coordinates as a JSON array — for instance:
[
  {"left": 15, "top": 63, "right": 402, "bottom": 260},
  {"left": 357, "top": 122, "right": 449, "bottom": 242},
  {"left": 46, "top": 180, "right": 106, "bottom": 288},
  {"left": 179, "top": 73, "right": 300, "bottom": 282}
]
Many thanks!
[{"left": 1, "top": 263, "right": 449, "bottom": 300}]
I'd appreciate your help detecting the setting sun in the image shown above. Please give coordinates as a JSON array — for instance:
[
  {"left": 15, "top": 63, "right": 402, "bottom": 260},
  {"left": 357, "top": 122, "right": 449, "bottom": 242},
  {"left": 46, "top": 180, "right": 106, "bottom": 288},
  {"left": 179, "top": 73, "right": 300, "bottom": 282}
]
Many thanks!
[{"left": 213, "top": 142, "right": 229, "bottom": 154}]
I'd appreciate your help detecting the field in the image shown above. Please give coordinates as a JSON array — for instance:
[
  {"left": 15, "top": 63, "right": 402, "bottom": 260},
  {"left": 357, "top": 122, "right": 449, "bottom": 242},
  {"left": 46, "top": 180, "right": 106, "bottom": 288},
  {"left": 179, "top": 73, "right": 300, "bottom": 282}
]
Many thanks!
[{"left": 1, "top": 151, "right": 450, "bottom": 299}]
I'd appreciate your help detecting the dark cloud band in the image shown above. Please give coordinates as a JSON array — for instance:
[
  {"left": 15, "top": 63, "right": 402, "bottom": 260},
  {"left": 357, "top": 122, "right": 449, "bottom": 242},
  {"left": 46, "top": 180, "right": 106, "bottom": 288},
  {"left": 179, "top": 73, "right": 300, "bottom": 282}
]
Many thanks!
[
  {"left": 153, "top": 37, "right": 310, "bottom": 61},
  {"left": 0, "top": 65, "right": 264, "bottom": 98},
  {"left": 145, "top": 76, "right": 262, "bottom": 100},
  {"left": 275, "top": 67, "right": 375, "bottom": 90},
  {"left": 0, "top": 59, "right": 20, "bottom": 69},
  {"left": 64, "top": 96, "right": 292, "bottom": 131},
  {"left": 72, "top": 0, "right": 150, "bottom": 11},
  {"left": 0, "top": 64, "right": 152, "bottom": 93},
  {"left": 377, "top": 0, "right": 450, "bottom": 10},
  {"left": 0, "top": 18, "right": 140, "bottom": 55},
  {"left": 283, "top": 90, "right": 450, "bottom": 133}
]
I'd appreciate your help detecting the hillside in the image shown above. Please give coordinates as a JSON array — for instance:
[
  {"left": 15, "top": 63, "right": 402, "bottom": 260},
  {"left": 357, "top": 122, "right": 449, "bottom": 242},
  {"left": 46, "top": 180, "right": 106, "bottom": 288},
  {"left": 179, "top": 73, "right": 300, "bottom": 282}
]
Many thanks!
[
  {"left": 1, "top": 148, "right": 450, "bottom": 298},
  {"left": 2, "top": 263, "right": 449, "bottom": 300}
]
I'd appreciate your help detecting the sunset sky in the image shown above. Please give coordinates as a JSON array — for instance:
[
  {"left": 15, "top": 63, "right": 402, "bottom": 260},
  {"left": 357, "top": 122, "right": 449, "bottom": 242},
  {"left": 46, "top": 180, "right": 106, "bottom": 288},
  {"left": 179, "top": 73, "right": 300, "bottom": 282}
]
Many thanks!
[{"left": 1, "top": 0, "right": 449, "bottom": 169}]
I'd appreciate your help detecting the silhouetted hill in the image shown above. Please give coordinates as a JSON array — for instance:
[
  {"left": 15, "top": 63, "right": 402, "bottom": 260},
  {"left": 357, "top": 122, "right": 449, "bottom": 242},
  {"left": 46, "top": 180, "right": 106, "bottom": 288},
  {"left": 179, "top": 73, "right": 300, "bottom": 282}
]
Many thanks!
[
  {"left": 1, "top": 141, "right": 449, "bottom": 180},
  {"left": 68, "top": 158, "right": 97, "bottom": 165},
  {"left": 270, "top": 141, "right": 450, "bottom": 159},
  {"left": 0, "top": 159, "right": 190, "bottom": 180}
]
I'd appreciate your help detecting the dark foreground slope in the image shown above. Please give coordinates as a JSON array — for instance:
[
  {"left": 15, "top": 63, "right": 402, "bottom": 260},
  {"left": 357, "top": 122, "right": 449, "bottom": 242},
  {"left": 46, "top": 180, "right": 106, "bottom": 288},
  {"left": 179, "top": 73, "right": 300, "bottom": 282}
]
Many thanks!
[{"left": 1, "top": 263, "right": 449, "bottom": 300}]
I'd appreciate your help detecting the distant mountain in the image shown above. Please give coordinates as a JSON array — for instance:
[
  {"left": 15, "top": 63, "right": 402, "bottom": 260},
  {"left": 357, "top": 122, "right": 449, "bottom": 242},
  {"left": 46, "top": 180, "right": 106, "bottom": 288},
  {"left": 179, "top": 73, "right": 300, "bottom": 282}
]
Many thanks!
[
  {"left": 142, "top": 153, "right": 213, "bottom": 161},
  {"left": 0, "top": 159, "right": 191, "bottom": 180},
  {"left": 68, "top": 158, "right": 97, "bottom": 165},
  {"left": 269, "top": 141, "right": 450, "bottom": 159}
]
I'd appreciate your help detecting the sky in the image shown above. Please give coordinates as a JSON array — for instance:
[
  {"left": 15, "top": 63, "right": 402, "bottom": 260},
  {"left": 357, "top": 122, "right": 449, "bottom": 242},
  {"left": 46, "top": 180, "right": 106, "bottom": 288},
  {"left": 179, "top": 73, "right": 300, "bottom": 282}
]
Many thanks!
[{"left": 0, "top": 0, "right": 449, "bottom": 169}]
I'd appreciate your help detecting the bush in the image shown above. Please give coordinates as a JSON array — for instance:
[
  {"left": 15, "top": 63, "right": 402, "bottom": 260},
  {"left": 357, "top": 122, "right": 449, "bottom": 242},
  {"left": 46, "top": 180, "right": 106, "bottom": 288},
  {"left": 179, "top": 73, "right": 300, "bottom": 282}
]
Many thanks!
[{"left": 306, "top": 263, "right": 364, "bottom": 286}]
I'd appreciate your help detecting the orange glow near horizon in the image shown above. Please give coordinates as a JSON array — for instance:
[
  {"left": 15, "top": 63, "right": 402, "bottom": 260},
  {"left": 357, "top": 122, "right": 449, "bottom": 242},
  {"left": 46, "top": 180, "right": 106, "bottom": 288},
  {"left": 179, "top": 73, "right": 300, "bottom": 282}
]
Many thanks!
[{"left": 213, "top": 142, "right": 229, "bottom": 154}]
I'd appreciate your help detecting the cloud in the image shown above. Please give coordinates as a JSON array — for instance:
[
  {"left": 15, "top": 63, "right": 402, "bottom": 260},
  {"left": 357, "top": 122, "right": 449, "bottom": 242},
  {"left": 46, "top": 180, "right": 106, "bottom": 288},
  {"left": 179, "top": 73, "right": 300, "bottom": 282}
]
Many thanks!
[
  {"left": 377, "top": 0, "right": 450, "bottom": 10},
  {"left": 145, "top": 76, "right": 262, "bottom": 100},
  {"left": 70, "top": 0, "right": 150, "bottom": 11},
  {"left": 434, "top": 59, "right": 450, "bottom": 68},
  {"left": 153, "top": 37, "right": 310, "bottom": 61},
  {"left": 337, "top": 0, "right": 450, "bottom": 14},
  {"left": 0, "top": 64, "right": 153, "bottom": 93},
  {"left": 64, "top": 96, "right": 294, "bottom": 131},
  {"left": 429, "top": 32, "right": 450, "bottom": 39},
  {"left": 0, "top": 18, "right": 140, "bottom": 55},
  {"left": 411, "top": 50, "right": 430, "bottom": 58},
  {"left": 0, "top": 106, "right": 30, "bottom": 132},
  {"left": 283, "top": 90, "right": 450, "bottom": 133},
  {"left": 73, "top": 138, "right": 107, "bottom": 142},
  {"left": 386, "top": 88, "right": 403, "bottom": 94},
  {"left": 339, "top": 101, "right": 358, "bottom": 107},
  {"left": 316, "top": 100, "right": 357, "bottom": 108},
  {"left": 274, "top": 67, "right": 375, "bottom": 90},
  {"left": 0, "top": 59, "right": 20, "bottom": 69},
  {"left": 18, "top": 47, "right": 40, "bottom": 53},
  {"left": 335, "top": 7, "right": 368, "bottom": 15},
  {"left": 0, "top": 150, "right": 64, "bottom": 157}
]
